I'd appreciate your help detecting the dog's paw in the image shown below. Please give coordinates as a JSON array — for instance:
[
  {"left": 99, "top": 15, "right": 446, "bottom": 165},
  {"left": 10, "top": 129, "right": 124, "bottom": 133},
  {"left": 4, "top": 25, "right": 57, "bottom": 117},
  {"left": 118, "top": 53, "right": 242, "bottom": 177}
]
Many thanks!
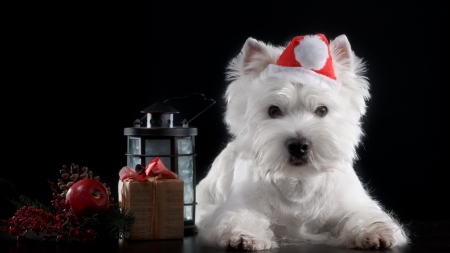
[
  {"left": 354, "top": 229, "right": 395, "bottom": 249},
  {"left": 350, "top": 222, "right": 403, "bottom": 249},
  {"left": 204, "top": 209, "right": 277, "bottom": 251},
  {"left": 224, "top": 233, "right": 276, "bottom": 251}
]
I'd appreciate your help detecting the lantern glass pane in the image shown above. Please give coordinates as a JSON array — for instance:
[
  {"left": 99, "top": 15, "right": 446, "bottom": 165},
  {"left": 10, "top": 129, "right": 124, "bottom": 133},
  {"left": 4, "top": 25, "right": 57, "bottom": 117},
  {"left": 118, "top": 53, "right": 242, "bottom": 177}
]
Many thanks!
[
  {"left": 145, "top": 156, "right": 171, "bottom": 169},
  {"left": 177, "top": 137, "right": 193, "bottom": 154},
  {"left": 184, "top": 206, "right": 193, "bottom": 221},
  {"left": 145, "top": 139, "right": 171, "bottom": 156},
  {"left": 127, "top": 156, "right": 141, "bottom": 171},
  {"left": 129, "top": 137, "right": 141, "bottom": 154},
  {"left": 178, "top": 156, "right": 194, "bottom": 203},
  {"left": 127, "top": 137, "right": 141, "bottom": 169}
]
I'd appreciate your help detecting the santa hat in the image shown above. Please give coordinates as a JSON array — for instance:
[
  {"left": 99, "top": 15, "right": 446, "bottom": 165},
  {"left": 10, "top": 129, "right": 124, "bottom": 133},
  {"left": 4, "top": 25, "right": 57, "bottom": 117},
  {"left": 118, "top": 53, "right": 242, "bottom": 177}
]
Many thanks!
[{"left": 266, "top": 34, "right": 341, "bottom": 93}]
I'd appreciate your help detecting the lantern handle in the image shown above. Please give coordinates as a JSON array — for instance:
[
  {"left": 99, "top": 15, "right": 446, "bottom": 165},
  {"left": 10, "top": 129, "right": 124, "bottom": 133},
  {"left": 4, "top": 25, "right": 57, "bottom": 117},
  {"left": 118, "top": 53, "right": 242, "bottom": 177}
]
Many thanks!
[{"left": 163, "top": 93, "right": 216, "bottom": 127}]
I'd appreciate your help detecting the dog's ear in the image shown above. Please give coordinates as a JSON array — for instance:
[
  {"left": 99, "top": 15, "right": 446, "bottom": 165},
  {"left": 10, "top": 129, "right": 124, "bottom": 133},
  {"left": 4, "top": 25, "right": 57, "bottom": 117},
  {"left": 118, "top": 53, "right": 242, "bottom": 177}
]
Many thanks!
[
  {"left": 330, "top": 35, "right": 353, "bottom": 72},
  {"left": 226, "top": 37, "right": 280, "bottom": 81},
  {"left": 330, "top": 34, "right": 370, "bottom": 116}
]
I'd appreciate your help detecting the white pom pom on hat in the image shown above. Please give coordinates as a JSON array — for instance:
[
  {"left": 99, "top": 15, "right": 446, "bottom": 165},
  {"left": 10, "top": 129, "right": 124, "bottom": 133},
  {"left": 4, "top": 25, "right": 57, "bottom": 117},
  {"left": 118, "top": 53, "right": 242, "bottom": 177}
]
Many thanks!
[
  {"left": 294, "top": 35, "right": 328, "bottom": 70},
  {"left": 266, "top": 33, "right": 341, "bottom": 94}
]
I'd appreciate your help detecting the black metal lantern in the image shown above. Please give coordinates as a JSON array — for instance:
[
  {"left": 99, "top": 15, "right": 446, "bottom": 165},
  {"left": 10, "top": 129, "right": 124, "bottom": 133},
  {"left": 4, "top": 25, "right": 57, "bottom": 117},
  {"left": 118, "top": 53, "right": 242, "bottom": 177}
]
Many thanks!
[{"left": 124, "top": 94, "right": 215, "bottom": 230}]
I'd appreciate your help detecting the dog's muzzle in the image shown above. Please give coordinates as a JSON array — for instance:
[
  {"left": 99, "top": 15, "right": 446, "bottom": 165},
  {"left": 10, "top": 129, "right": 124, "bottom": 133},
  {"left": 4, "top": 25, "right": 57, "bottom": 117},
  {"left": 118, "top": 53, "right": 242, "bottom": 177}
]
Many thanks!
[{"left": 286, "top": 137, "right": 310, "bottom": 165}]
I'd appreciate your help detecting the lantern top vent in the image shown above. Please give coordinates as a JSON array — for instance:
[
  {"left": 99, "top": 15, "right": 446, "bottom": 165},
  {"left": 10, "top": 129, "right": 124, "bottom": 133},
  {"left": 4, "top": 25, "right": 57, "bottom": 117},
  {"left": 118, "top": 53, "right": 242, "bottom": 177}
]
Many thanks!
[{"left": 133, "top": 93, "right": 216, "bottom": 128}]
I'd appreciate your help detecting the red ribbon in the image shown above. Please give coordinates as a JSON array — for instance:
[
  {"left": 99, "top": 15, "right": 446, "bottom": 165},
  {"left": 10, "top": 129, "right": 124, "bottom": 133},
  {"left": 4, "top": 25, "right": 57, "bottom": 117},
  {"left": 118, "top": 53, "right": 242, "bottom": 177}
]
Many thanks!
[{"left": 119, "top": 157, "right": 178, "bottom": 182}]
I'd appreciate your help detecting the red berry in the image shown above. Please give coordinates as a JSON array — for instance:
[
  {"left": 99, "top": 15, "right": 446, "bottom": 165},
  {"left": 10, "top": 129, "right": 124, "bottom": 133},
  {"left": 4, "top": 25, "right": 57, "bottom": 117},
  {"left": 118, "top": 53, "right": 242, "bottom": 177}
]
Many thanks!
[
  {"left": 46, "top": 227, "right": 54, "bottom": 234},
  {"left": 9, "top": 226, "right": 20, "bottom": 236},
  {"left": 56, "top": 234, "right": 66, "bottom": 243},
  {"left": 85, "top": 229, "right": 95, "bottom": 238},
  {"left": 17, "top": 234, "right": 25, "bottom": 242},
  {"left": 55, "top": 214, "right": 63, "bottom": 222},
  {"left": 69, "top": 227, "right": 80, "bottom": 238}
]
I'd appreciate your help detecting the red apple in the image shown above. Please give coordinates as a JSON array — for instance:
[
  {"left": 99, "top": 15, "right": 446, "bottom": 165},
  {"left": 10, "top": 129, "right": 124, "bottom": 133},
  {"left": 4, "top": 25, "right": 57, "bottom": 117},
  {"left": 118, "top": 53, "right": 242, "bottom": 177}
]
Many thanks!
[{"left": 66, "top": 179, "right": 109, "bottom": 220}]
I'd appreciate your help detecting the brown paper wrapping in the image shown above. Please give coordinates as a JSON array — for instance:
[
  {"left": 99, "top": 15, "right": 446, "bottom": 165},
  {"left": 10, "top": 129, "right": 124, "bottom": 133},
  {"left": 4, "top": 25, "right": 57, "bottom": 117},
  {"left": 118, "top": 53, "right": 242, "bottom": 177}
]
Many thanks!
[{"left": 118, "top": 178, "right": 184, "bottom": 240}]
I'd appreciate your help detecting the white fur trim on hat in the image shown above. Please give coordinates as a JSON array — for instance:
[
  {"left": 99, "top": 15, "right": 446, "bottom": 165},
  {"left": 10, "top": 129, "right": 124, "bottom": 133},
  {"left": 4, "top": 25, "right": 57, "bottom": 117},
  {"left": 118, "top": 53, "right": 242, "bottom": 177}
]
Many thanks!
[
  {"left": 265, "top": 64, "right": 342, "bottom": 94},
  {"left": 294, "top": 35, "right": 328, "bottom": 70}
]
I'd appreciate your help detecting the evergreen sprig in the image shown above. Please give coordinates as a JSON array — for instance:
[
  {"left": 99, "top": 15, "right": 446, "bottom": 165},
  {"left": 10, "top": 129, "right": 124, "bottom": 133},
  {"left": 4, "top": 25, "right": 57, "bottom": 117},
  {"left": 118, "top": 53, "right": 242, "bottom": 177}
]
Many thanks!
[
  {"left": 103, "top": 206, "right": 135, "bottom": 239},
  {"left": 77, "top": 206, "right": 135, "bottom": 240},
  {"left": 1, "top": 177, "right": 135, "bottom": 241}
]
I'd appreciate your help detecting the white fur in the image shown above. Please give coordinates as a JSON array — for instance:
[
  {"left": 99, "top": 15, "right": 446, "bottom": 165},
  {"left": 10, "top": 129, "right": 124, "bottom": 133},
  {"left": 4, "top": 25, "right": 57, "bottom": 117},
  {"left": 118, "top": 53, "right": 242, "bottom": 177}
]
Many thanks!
[
  {"left": 266, "top": 64, "right": 342, "bottom": 94},
  {"left": 195, "top": 34, "right": 409, "bottom": 251}
]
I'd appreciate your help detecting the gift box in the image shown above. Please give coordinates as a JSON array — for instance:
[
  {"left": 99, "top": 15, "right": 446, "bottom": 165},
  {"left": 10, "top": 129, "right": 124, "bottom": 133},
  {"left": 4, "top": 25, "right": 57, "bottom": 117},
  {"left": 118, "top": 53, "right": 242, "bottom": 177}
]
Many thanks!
[{"left": 118, "top": 158, "right": 184, "bottom": 240}]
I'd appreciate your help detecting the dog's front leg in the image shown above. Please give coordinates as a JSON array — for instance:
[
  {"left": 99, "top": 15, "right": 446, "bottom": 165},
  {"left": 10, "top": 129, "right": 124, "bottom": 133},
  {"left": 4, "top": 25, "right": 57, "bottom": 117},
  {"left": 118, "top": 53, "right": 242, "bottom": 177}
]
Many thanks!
[
  {"left": 198, "top": 165, "right": 277, "bottom": 251},
  {"left": 334, "top": 207, "right": 408, "bottom": 249},
  {"left": 205, "top": 206, "right": 277, "bottom": 251}
]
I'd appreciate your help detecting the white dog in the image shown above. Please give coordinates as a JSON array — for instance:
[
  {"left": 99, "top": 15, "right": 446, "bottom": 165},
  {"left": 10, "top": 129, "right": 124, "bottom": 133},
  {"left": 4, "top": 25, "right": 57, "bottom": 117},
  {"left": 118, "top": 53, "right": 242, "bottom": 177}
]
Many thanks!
[{"left": 195, "top": 34, "right": 408, "bottom": 250}]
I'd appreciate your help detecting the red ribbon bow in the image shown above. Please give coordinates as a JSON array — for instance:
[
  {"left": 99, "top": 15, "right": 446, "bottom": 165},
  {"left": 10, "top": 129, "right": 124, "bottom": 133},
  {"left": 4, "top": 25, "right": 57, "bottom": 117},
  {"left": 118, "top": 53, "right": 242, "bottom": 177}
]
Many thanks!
[{"left": 119, "top": 157, "right": 178, "bottom": 182}]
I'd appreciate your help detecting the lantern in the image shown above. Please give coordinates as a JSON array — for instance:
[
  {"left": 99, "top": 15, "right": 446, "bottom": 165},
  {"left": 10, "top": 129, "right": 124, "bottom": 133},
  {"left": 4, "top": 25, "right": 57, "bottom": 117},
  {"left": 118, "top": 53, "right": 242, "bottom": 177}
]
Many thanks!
[{"left": 124, "top": 94, "right": 215, "bottom": 230}]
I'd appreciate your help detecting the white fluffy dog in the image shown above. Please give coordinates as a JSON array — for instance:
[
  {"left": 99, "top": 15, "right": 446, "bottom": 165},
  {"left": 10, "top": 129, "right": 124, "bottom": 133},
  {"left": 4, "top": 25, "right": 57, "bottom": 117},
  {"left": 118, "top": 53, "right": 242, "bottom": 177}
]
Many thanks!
[{"left": 195, "top": 34, "right": 408, "bottom": 250}]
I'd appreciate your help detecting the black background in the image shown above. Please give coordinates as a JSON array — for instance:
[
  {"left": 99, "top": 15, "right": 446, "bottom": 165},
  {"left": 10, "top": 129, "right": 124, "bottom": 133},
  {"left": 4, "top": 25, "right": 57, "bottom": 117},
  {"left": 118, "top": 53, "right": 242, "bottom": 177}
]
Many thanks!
[{"left": 2, "top": 1, "right": 445, "bottom": 224}]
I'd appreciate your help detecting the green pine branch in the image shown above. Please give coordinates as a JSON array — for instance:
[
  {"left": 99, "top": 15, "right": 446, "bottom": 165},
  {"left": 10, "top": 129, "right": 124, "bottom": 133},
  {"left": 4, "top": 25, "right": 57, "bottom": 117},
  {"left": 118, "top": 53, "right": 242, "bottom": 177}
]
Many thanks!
[
  {"left": 106, "top": 206, "right": 135, "bottom": 239},
  {"left": 1, "top": 178, "right": 135, "bottom": 241},
  {"left": 78, "top": 205, "right": 135, "bottom": 240}
]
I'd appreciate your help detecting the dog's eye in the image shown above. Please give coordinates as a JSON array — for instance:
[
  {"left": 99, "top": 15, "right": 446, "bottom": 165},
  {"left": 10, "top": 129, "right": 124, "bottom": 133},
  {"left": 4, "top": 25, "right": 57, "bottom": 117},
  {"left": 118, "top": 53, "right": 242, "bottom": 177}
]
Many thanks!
[
  {"left": 268, "top": 106, "right": 283, "bottom": 118},
  {"left": 314, "top": 106, "right": 328, "bottom": 117}
]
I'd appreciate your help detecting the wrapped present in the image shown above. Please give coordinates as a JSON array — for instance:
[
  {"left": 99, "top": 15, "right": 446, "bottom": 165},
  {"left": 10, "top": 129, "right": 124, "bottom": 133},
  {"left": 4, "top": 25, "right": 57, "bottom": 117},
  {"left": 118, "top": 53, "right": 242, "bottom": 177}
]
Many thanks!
[{"left": 118, "top": 158, "right": 184, "bottom": 240}]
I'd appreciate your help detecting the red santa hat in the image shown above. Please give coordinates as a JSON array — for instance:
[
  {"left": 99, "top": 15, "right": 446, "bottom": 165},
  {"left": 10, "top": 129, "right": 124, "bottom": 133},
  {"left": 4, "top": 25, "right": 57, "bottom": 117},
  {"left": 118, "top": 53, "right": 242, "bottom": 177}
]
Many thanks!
[{"left": 266, "top": 34, "right": 341, "bottom": 93}]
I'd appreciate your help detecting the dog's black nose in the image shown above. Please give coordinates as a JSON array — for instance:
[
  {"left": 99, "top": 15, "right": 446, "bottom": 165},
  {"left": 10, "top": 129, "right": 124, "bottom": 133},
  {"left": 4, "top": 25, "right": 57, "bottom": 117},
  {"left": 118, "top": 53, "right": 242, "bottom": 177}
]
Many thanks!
[{"left": 286, "top": 137, "right": 311, "bottom": 158}]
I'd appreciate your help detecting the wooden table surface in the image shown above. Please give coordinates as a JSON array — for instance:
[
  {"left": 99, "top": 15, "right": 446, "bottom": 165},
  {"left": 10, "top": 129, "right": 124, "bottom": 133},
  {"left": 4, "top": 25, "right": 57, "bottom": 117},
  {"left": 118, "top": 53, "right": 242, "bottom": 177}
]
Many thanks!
[{"left": 1, "top": 220, "right": 449, "bottom": 253}]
